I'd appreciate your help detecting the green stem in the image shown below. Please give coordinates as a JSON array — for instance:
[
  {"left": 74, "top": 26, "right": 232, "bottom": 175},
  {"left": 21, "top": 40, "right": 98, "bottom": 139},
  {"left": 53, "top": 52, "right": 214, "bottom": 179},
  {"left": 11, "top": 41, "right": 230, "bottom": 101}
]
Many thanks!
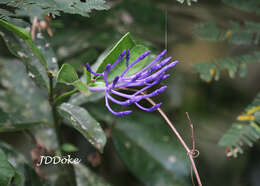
[
  {"left": 55, "top": 89, "right": 79, "bottom": 106},
  {"left": 48, "top": 73, "right": 77, "bottom": 186}
]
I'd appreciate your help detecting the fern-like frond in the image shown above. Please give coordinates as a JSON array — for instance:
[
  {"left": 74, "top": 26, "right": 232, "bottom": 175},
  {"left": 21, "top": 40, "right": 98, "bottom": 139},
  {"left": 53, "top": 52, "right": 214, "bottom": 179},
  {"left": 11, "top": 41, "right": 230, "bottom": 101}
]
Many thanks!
[
  {"left": 219, "top": 92, "right": 260, "bottom": 157},
  {"left": 193, "top": 51, "right": 260, "bottom": 82},
  {"left": 193, "top": 21, "right": 260, "bottom": 45},
  {"left": 0, "top": 0, "right": 109, "bottom": 20},
  {"left": 222, "top": 0, "right": 260, "bottom": 14}
]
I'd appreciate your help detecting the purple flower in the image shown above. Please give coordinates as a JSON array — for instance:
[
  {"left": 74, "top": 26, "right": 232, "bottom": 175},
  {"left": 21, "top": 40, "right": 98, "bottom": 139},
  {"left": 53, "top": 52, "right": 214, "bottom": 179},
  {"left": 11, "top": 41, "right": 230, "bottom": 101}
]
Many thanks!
[{"left": 86, "top": 49, "right": 178, "bottom": 116}]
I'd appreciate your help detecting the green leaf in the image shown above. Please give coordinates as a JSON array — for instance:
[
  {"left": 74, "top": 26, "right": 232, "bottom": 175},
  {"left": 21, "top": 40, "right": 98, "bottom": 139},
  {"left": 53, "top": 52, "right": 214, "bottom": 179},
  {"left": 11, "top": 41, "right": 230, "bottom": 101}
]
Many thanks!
[
  {"left": 74, "top": 163, "right": 112, "bottom": 186},
  {"left": 0, "top": 30, "right": 48, "bottom": 89},
  {"left": 90, "top": 32, "right": 150, "bottom": 86},
  {"left": 57, "top": 64, "right": 90, "bottom": 97},
  {"left": 218, "top": 123, "right": 260, "bottom": 157},
  {"left": 0, "top": 59, "right": 52, "bottom": 132},
  {"left": 219, "top": 92, "right": 260, "bottom": 157},
  {"left": 88, "top": 106, "right": 190, "bottom": 186},
  {"left": 193, "top": 62, "right": 219, "bottom": 82},
  {"left": 194, "top": 51, "right": 260, "bottom": 82},
  {"left": 255, "top": 112, "right": 260, "bottom": 124},
  {"left": 217, "top": 58, "right": 238, "bottom": 78},
  {"left": 84, "top": 66, "right": 91, "bottom": 85},
  {"left": 0, "top": 0, "right": 109, "bottom": 19},
  {"left": 61, "top": 143, "right": 78, "bottom": 152},
  {"left": 95, "top": 32, "right": 136, "bottom": 75},
  {"left": 58, "top": 103, "right": 107, "bottom": 153},
  {"left": 0, "top": 149, "right": 18, "bottom": 186},
  {"left": 0, "top": 19, "right": 48, "bottom": 69},
  {"left": 193, "top": 23, "right": 225, "bottom": 41},
  {"left": 193, "top": 21, "right": 260, "bottom": 45},
  {"left": 57, "top": 64, "right": 79, "bottom": 84},
  {"left": 112, "top": 117, "right": 189, "bottom": 186},
  {"left": 0, "top": 19, "right": 29, "bottom": 40},
  {"left": 106, "top": 45, "right": 150, "bottom": 82}
]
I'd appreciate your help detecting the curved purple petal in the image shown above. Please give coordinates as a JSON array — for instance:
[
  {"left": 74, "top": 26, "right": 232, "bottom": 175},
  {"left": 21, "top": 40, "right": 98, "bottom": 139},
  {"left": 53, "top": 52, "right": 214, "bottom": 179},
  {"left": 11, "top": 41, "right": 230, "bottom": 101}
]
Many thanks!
[
  {"left": 105, "top": 94, "right": 132, "bottom": 116},
  {"left": 86, "top": 64, "right": 104, "bottom": 76},
  {"left": 120, "top": 51, "right": 151, "bottom": 78},
  {"left": 135, "top": 102, "right": 162, "bottom": 112},
  {"left": 104, "top": 64, "right": 111, "bottom": 87},
  {"left": 126, "top": 49, "right": 130, "bottom": 67},
  {"left": 111, "top": 50, "right": 126, "bottom": 69}
]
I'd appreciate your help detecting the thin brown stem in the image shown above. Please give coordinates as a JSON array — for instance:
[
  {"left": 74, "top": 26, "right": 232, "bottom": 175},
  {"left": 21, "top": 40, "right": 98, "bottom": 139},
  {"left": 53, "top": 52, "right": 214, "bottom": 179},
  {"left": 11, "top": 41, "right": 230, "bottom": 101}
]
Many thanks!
[
  {"left": 147, "top": 98, "right": 202, "bottom": 186},
  {"left": 120, "top": 87, "right": 202, "bottom": 186}
]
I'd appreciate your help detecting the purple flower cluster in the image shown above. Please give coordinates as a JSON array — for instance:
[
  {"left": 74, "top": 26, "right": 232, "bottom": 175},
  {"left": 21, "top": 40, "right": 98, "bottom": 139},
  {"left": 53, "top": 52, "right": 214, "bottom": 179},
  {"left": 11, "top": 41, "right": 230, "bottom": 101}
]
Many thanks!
[{"left": 86, "top": 49, "right": 178, "bottom": 116}]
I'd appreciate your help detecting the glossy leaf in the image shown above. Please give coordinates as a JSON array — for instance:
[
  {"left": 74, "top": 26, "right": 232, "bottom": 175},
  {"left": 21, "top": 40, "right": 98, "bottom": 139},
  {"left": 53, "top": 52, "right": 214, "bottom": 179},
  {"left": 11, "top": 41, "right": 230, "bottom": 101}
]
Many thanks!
[{"left": 58, "top": 103, "right": 107, "bottom": 153}]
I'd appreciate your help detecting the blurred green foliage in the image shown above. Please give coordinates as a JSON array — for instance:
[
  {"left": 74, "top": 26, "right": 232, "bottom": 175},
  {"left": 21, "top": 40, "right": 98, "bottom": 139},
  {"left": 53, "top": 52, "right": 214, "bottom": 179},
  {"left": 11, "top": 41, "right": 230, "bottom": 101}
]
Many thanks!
[
  {"left": 0, "top": 0, "right": 260, "bottom": 186},
  {"left": 193, "top": 0, "right": 260, "bottom": 157}
]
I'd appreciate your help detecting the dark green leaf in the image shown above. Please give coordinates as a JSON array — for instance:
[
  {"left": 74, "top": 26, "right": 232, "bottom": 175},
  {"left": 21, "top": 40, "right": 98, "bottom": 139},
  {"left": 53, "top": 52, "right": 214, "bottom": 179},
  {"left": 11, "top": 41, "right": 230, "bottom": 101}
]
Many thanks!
[
  {"left": 112, "top": 116, "right": 189, "bottom": 186},
  {"left": 0, "top": 0, "right": 109, "bottom": 19},
  {"left": 0, "top": 149, "right": 18, "bottom": 186},
  {"left": 58, "top": 103, "right": 106, "bottom": 153},
  {"left": 0, "top": 59, "right": 52, "bottom": 132},
  {"left": 88, "top": 106, "right": 190, "bottom": 186}
]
